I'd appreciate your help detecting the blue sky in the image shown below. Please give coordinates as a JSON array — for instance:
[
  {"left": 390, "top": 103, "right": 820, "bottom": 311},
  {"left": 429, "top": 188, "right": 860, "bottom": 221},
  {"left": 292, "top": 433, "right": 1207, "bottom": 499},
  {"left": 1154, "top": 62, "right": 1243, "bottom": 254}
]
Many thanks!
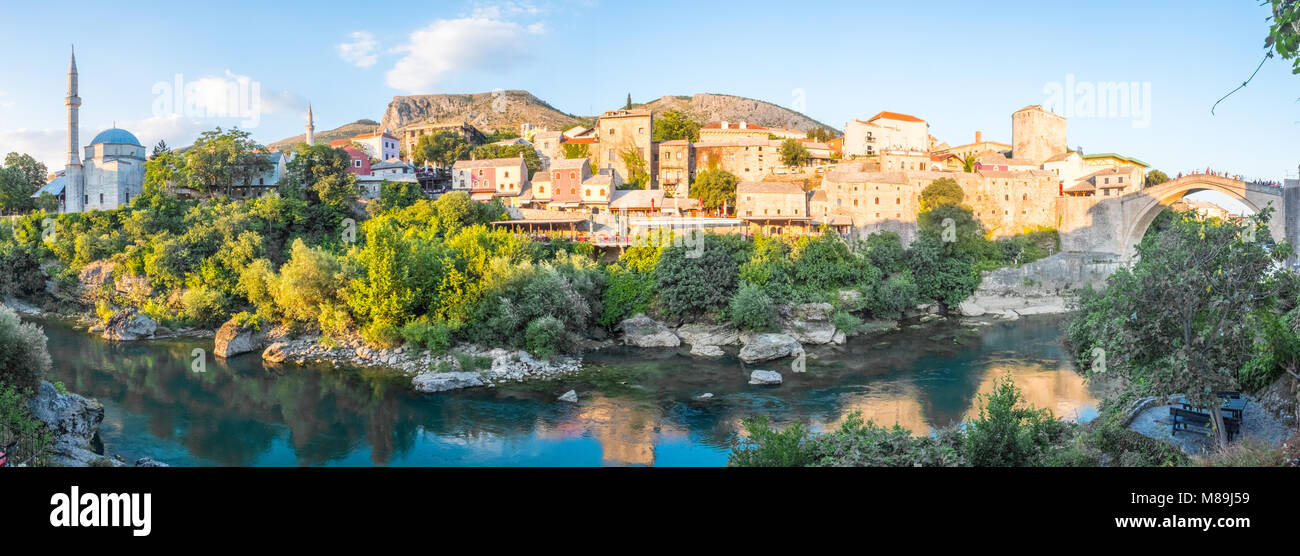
[{"left": 1, "top": 0, "right": 1296, "bottom": 182}]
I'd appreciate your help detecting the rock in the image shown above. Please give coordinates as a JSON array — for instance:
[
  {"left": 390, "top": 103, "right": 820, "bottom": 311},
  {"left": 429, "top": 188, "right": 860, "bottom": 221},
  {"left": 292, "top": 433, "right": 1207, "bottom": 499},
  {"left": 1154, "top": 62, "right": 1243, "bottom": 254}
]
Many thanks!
[
  {"left": 690, "top": 344, "right": 725, "bottom": 357},
  {"left": 134, "top": 457, "right": 169, "bottom": 467},
  {"left": 738, "top": 333, "right": 802, "bottom": 363},
  {"left": 693, "top": 393, "right": 714, "bottom": 401},
  {"left": 617, "top": 313, "right": 681, "bottom": 348},
  {"left": 26, "top": 381, "right": 116, "bottom": 467},
  {"left": 101, "top": 308, "right": 157, "bottom": 341},
  {"left": 262, "top": 342, "right": 289, "bottom": 363},
  {"left": 214, "top": 318, "right": 266, "bottom": 358},
  {"left": 558, "top": 390, "right": 579, "bottom": 403},
  {"left": 837, "top": 289, "right": 863, "bottom": 307},
  {"left": 114, "top": 273, "right": 153, "bottom": 297},
  {"left": 748, "top": 370, "right": 783, "bottom": 385},
  {"left": 958, "top": 300, "right": 986, "bottom": 317},
  {"left": 412, "top": 371, "right": 485, "bottom": 393},
  {"left": 676, "top": 322, "right": 740, "bottom": 346},
  {"left": 857, "top": 319, "right": 900, "bottom": 337},
  {"left": 780, "top": 302, "right": 834, "bottom": 322},
  {"left": 783, "top": 320, "right": 838, "bottom": 344},
  {"left": 2, "top": 296, "right": 41, "bottom": 315},
  {"left": 832, "top": 330, "right": 847, "bottom": 345},
  {"left": 78, "top": 259, "right": 116, "bottom": 293}
]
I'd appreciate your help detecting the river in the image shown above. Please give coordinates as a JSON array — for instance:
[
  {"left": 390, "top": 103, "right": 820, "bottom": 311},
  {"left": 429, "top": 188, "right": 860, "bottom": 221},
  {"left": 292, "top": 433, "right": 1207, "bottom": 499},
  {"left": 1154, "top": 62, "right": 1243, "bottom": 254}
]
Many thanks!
[{"left": 34, "top": 314, "right": 1097, "bottom": 466}]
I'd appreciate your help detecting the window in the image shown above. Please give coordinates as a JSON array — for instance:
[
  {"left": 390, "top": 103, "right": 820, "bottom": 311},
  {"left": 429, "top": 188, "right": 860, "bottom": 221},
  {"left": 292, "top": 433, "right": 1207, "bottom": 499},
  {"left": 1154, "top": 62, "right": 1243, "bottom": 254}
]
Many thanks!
[
  {"left": 570, "top": 172, "right": 576, "bottom": 180},
  {"left": 600, "top": 189, "right": 605, "bottom": 196},
  {"left": 504, "top": 171, "right": 510, "bottom": 178},
  {"left": 353, "top": 160, "right": 361, "bottom": 168},
  {"left": 608, "top": 128, "right": 615, "bottom": 136},
  {"left": 553, "top": 172, "right": 560, "bottom": 180},
  {"left": 874, "top": 197, "right": 879, "bottom": 205},
  {"left": 638, "top": 127, "right": 644, "bottom": 134},
  {"left": 99, "top": 193, "right": 104, "bottom": 203},
  {"left": 585, "top": 189, "right": 591, "bottom": 196}
]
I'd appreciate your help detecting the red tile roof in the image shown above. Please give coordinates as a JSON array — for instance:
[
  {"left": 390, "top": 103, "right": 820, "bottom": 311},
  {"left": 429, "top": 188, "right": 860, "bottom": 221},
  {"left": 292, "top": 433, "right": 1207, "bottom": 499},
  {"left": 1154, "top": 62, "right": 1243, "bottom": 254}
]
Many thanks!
[
  {"left": 353, "top": 131, "right": 398, "bottom": 140},
  {"left": 702, "top": 121, "right": 769, "bottom": 130},
  {"left": 868, "top": 111, "right": 925, "bottom": 123}
]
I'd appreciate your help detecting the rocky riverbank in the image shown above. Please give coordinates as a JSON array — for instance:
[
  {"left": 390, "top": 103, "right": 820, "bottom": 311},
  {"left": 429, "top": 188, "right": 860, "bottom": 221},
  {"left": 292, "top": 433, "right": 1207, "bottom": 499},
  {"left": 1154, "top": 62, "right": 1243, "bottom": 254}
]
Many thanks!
[
  {"left": 26, "top": 381, "right": 166, "bottom": 467},
  {"left": 959, "top": 251, "right": 1122, "bottom": 319}
]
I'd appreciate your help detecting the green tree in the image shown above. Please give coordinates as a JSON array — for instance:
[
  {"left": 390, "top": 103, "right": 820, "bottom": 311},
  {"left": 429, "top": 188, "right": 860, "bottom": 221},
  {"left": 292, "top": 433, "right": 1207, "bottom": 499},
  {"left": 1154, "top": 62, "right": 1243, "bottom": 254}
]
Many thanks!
[
  {"left": 412, "top": 131, "right": 471, "bottom": 168},
  {"left": 1145, "top": 169, "right": 1170, "bottom": 187},
  {"left": 1267, "top": 0, "right": 1300, "bottom": 73},
  {"left": 375, "top": 180, "right": 423, "bottom": 212},
  {"left": 0, "top": 304, "right": 52, "bottom": 393},
  {"left": 729, "top": 283, "right": 778, "bottom": 331},
  {"left": 184, "top": 127, "right": 272, "bottom": 197},
  {"left": 655, "top": 234, "right": 748, "bottom": 316},
  {"left": 919, "top": 177, "right": 964, "bottom": 212},
  {"left": 805, "top": 126, "right": 834, "bottom": 142},
  {"left": 3, "top": 153, "right": 48, "bottom": 193},
  {"left": 653, "top": 110, "right": 702, "bottom": 142},
  {"left": 1065, "top": 209, "right": 1290, "bottom": 449},
  {"left": 562, "top": 143, "right": 590, "bottom": 160},
  {"left": 625, "top": 93, "right": 633, "bottom": 109},
  {"left": 962, "top": 152, "right": 977, "bottom": 173},
  {"left": 619, "top": 147, "right": 649, "bottom": 189},
  {"left": 779, "top": 139, "right": 810, "bottom": 168},
  {"left": 691, "top": 169, "right": 739, "bottom": 212},
  {"left": 282, "top": 143, "right": 351, "bottom": 198}
]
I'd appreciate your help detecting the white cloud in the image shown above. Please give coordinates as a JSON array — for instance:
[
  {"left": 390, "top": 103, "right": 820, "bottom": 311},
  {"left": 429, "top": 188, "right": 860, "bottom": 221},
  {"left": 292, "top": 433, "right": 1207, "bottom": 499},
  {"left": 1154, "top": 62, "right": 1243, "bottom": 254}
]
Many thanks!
[
  {"left": 0, "top": 128, "right": 65, "bottom": 171},
  {"left": 337, "top": 31, "right": 380, "bottom": 68},
  {"left": 384, "top": 17, "right": 544, "bottom": 93},
  {"left": 0, "top": 90, "right": 13, "bottom": 109},
  {"left": 1, "top": 116, "right": 212, "bottom": 173}
]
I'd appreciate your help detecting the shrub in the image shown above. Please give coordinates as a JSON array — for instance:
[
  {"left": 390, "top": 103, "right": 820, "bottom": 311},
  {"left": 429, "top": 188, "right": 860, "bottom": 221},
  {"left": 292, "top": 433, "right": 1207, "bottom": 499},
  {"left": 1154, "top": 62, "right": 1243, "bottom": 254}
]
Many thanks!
[
  {"left": 0, "top": 383, "right": 52, "bottom": 466},
  {"left": 728, "top": 416, "right": 812, "bottom": 467},
  {"left": 655, "top": 234, "right": 747, "bottom": 316},
  {"left": 0, "top": 305, "right": 52, "bottom": 393},
  {"left": 400, "top": 318, "right": 453, "bottom": 355},
  {"left": 866, "top": 272, "right": 921, "bottom": 318},
  {"left": 831, "top": 310, "right": 862, "bottom": 335},
  {"left": 525, "top": 316, "right": 564, "bottom": 360},
  {"left": 180, "top": 286, "right": 228, "bottom": 328},
  {"left": 317, "top": 302, "right": 353, "bottom": 341},
  {"left": 729, "top": 283, "right": 777, "bottom": 331},
  {"left": 361, "top": 321, "right": 403, "bottom": 349},
  {"left": 600, "top": 266, "right": 655, "bottom": 329},
  {"left": 962, "top": 375, "right": 1067, "bottom": 467}
]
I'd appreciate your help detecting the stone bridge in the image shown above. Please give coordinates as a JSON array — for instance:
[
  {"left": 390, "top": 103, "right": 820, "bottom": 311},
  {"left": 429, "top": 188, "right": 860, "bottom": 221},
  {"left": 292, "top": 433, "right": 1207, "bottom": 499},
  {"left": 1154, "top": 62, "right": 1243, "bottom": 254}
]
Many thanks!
[{"left": 1058, "top": 173, "right": 1300, "bottom": 259}]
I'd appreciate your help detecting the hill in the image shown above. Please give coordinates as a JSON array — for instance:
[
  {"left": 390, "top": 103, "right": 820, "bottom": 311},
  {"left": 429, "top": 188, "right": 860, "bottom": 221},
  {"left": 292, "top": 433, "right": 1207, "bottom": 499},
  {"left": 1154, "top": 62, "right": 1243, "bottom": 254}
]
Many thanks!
[
  {"left": 380, "top": 90, "right": 581, "bottom": 134},
  {"left": 638, "top": 93, "right": 840, "bottom": 135},
  {"left": 267, "top": 119, "right": 381, "bottom": 152}
]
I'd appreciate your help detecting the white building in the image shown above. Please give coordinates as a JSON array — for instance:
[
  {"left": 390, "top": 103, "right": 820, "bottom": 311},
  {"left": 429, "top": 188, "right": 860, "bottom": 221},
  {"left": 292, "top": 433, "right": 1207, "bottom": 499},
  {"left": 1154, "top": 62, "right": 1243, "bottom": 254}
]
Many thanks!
[
  {"left": 351, "top": 130, "right": 400, "bottom": 161},
  {"left": 843, "top": 111, "right": 929, "bottom": 157},
  {"left": 36, "top": 49, "right": 145, "bottom": 213}
]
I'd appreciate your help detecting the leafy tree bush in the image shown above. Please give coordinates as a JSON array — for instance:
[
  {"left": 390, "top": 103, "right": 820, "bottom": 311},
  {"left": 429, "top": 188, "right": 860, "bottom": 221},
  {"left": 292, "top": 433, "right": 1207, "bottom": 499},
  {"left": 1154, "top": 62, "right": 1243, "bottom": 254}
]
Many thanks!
[
  {"left": 655, "top": 234, "right": 748, "bottom": 316},
  {"left": 0, "top": 383, "right": 52, "bottom": 466},
  {"left": 180, "top": 286, "right": 228, "bottom": 327},
  {"left": 0, "top": 305, "right": 51, "bottom": 393},
  {"left": 962, "top": 375, "right": 1070, "bottom": 467},
  {"left": 729, "top": 283, "right": 778, "bottom": 331},
  {"left": 831, "top": 310, "right": 862, "bottom": 335},
  {"left": 866, "top": 272, "right": 921, "bottom": 318},
  {"left": 525, "top": 316, "right": 564, "bottom": 360},
  {"left": 400, "top": 318, "right": 452, "bottom": 355},
  {"left": 691, "top": 169, "right": 738, "bottom": 212},
  {"left": 858, "top": 231, "right": 907, "bottom": 275}
]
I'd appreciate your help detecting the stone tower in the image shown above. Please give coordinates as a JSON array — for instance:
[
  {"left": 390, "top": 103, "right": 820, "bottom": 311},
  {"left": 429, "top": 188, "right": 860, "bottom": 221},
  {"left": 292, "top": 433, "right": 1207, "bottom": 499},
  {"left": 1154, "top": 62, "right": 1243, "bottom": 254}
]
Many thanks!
[
  {"left": 1012, "top": 105, "right": 1067, "bottom": 165},
  {"left": 306, "top": 103, "right": 315, "bottom": 146},
  {"left": 65, "top": 46, "right": 84, "bottom": 213}
]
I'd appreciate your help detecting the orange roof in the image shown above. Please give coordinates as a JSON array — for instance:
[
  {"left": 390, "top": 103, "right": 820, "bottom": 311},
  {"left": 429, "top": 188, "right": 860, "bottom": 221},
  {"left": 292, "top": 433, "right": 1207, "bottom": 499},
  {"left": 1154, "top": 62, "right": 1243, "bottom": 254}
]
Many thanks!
[
  {"left": 702, "top": 121, "right": 768, "bottom": 130},
  {"left": 562, "top": 137, "right": 597, "bottom": 144},
  {"left": 353, "top": 130, "right": 398, "bottom": 140},
  {"left": 868, "top": 111, "right": 925, "bottom": 123},
  {"left": 328, "top": 139, "right": 351, "bottom": 147}
]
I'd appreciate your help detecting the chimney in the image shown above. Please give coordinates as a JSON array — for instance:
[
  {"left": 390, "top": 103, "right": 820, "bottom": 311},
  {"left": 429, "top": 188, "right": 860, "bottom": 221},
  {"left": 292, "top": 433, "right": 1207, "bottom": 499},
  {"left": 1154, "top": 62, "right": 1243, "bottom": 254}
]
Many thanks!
[{"left": 975, "top": 131, "right": 982, "bottom": 144}]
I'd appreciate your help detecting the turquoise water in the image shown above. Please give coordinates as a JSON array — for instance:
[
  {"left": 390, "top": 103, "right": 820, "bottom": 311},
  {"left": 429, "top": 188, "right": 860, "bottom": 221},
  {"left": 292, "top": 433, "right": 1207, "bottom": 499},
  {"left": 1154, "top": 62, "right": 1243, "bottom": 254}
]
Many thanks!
[{"left": 36, "top": 315, "right": 1097, "bottom": 466}]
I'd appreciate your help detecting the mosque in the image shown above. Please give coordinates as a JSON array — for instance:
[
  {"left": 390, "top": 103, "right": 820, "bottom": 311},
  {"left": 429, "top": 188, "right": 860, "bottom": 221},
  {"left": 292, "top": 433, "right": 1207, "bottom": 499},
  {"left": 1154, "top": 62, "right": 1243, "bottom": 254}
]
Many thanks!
[{"left": 34, "top": 47, "right": 145, "bottom": 213}]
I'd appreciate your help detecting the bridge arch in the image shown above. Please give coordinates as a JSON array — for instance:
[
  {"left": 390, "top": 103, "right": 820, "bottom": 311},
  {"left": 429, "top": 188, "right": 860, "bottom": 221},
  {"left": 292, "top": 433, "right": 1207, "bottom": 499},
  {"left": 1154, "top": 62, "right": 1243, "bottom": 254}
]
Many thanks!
[{"left": 1119, "top": 174, "right": 1267, "bottom": 259}]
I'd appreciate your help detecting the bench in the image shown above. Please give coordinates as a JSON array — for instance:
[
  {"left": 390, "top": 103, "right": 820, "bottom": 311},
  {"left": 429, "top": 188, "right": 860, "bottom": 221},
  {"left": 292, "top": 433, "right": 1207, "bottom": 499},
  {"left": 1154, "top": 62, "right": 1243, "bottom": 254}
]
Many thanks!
[{"left": 1170, "top": 407, "right": 1240, "bottom": 440}]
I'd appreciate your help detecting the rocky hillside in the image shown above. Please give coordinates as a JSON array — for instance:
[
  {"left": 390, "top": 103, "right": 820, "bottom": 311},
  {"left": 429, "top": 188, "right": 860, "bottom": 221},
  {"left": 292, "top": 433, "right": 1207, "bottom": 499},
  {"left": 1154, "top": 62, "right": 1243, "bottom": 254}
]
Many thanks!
[
  {"left": 267, "top": 119, "right": 382, "bottom": 152},
  {"left": 639, "top": 93, "right": 839, "bottom": 135},
  {"left": 380, "top": 90, "right": 581, "bottom": 134}
]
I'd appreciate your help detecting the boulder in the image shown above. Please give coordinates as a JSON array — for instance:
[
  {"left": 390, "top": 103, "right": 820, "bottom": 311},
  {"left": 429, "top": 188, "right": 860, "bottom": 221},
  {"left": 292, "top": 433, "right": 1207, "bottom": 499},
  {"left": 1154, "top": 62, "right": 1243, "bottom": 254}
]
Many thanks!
[
  {"left": 617, "top": 314, "right": 681, "bottom": 348},
  {"left": 748, "top": 370, "right": 783, "bottom": 385},
  {"left": 26, "top": 381, "right": 116, "bottom": 467},
  {"left": 857, "top": 319, "right": 900, "bottom": 337},
  {"left": 412, "top": 371, "right": 486, "bottom": 393},
  {"left": 693, "top": 392, "right": 714, "bottom": 401},
  {"left": 262, "top": 342, "right": 290, "bottom": 363},
  {"left": 738, "top": 333, "right": 803, "bottom": 363},
  {"left": 958, "top": 300, "right": 986, "bottom": 317},
  {"left": 78, "top": 260, "right": 116, "bottom": 292},
  {"left": 780, "top": 302, "right": 834, "bottom": 322},
  {"left": 558, "top": 390, "right": 579, "bottom": 403},
  {"left": 101, "top": 309, "right": 157, "bottom": 341},
  {"left": 214, "top": 318, "right": 266, "bottom": 358},
  {"left": 832, "top": 330, "right": 847, "bottom": 345},
  {"left": 134, "top": 457, "right": 169, "bottom": 467},
  {"left": 690, "top": 344, "right": 725, "bottom": 357},
  {"left": 114, "top": 273, "right": 153, "bottom": 297},
  {"left": 783, "top": 320, "right": 838, "bottom": 344},
  {"left": 837, "top": 289, "right": 863, "bottom": 307},
  {"left": 675, "top": 322, "right": 740, "bottom": 346}
]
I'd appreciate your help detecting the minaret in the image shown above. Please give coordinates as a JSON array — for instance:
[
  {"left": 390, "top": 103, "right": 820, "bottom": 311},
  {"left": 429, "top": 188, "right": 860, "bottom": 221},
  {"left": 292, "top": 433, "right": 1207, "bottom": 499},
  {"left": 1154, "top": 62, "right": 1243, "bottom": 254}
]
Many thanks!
[
  {"left": 65, "top": 46, "right": 84, "bottom": 213},
  {"left": 306, "top": 103, "right": 315, "bottom": 146}
]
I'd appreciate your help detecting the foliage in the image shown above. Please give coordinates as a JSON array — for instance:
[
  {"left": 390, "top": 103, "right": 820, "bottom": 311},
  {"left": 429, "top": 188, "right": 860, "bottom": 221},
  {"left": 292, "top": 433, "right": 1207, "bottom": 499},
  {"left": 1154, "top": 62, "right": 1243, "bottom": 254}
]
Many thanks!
[
  {"left": 1267, "top": 0, "right": 1300, "bottom": 73},
  {"left": 655, "top": 234, "right": 748, "bottom": 316},
  {"left": 400, "top": 317, "right": 452, "bottom": 355},
  {"left": 907, "top": 234, "right": 979, "bottom": 309},
  {"left": 728, "top": 416, "right": 812, "bottom": 467},
  {"left": 1145, "top": 169, "right": 1170, "bottom": 187},
  {"left": 0, "top": 305, "right": 52, "bottom": 393},
  {"left": 919, "top": 177, "right": 964, "bottom": 212},
  {"left": 691, "top": 169, "right": 739, "bottom": 211},
  {"left": 963, "top": 375, "right": 1070, "bottom": 466},
  {"left": 411, "top": 131, "right": 470, "bottom": 168},
  {"left": 619, "top": 147, "right": 649, "bottom": 189},
  {"left": 729, "top": 283, "right": 778, "bottom": 331},
  {"left": 805, "top": 126, "right": 835, "bottom": 142},
  {"left": 374, "top": 180, "right": 424, "bottom": 212},
  {"left": 779, "top": 139, "right": 810, "bottom": 168},
  {"left": 0, "top": 383, "right": 52, "bottom": 467},
  {"left": 865, "top": 271, "right": 921, "bottom": 319},
  {"left": 653, "top": 110, "right": 701, "bottom": 142},
  {"left": 0, "top": 153, "right": 48, "bottom": 212},
  {"left": 525, "top": 316, "right": 565, "bottom": 360},
  {"left": 858, "top": 231, "right": 907, "bottom": 275},
  {"left": 562, "top": 143, "right": 590, "bottom": 160},
  {"left": 184, "top": 127, "right": 272, "bottom": 197},
  {"left": 1063, "top": 209, "right": 1289, "bottom": 448}
]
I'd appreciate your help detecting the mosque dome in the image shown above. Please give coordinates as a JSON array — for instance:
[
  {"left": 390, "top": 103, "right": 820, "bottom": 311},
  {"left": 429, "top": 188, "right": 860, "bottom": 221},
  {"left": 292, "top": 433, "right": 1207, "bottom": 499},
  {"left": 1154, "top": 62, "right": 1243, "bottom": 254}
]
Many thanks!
[{"left": 89, "top": 128, "right": 141, "bottom": 146}]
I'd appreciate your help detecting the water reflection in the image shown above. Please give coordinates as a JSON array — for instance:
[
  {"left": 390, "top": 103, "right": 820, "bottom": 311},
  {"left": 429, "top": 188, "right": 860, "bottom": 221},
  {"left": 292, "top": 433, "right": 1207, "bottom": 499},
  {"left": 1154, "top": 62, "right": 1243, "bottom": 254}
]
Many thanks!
[{"left": 33, "top": 314, "right": 1096, "bottom": 466}]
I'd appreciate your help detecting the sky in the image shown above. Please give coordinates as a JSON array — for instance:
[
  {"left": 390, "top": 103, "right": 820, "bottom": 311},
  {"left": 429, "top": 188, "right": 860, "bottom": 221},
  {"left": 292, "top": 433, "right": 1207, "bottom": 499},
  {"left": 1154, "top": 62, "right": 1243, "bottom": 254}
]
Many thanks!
[{"left": 1, "top": 0, "right": 1297, "bottom": 185}]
